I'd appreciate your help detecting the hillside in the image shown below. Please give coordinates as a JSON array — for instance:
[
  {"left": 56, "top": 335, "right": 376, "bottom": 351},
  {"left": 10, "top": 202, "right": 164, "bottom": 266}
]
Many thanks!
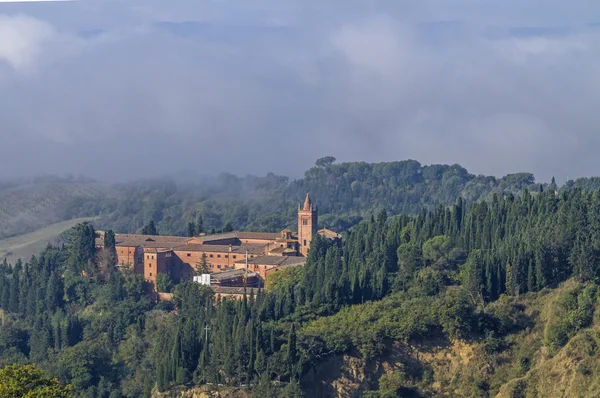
[
  {"left": 299, "top": 280, "right": 600, "bottom": 398},
  {"left": 0, "top": 159, "right": 551, "bottom": 241},
  {"left": 1, "top": 180, "right": 600, "bottom": 397},
  {"left": 0, "top": 178, "right": 117, "bottom": 240},
  {"left": 0, "top": 217, "right": 99, "bottom": 263}
]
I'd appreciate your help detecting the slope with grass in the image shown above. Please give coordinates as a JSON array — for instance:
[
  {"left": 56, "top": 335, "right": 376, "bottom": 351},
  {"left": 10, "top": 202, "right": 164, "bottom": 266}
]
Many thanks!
[
  {"left": 0, "top": 180, "right": 117, "bottom": 239},
  {"left": 300, "top": 280, "right": 600, "bottom": 398},
  {"left": 0, "top": 217, "right": 99, "bottom": 263}
]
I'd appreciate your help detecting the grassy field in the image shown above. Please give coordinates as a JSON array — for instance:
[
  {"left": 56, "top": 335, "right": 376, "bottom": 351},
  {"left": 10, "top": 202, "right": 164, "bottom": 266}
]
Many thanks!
[{"left": 0, "top": 217, "right": 99, "bottom": 263}]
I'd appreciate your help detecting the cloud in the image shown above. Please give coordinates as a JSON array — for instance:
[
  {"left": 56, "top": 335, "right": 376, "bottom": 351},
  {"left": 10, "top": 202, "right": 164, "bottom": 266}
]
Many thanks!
[
  {"left": 1, "top": 1, "right": 600, "bottom": 183},
  {"left": 0, "top": 14, "right": 55, "bottom": 71}
]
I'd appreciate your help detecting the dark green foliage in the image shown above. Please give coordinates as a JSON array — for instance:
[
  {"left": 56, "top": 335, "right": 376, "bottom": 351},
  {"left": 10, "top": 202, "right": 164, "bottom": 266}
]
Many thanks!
[
  {"left": 3, "top": 178, "right": 600, "bottom": 396},
  {"left": 141, "top": 221, "right": 158, "bottom": 236},
  {"left": 156, "top": 273, "right": 174, "bottom": 293},
  {"left": 187, "top": 222, "right": 196, "bottom": 237},
  {"left": 66, "top": 223, "right": 96, "bottom": 272},
  {"left": 545, "top": 284, "right": 597, "bottom": 352}
]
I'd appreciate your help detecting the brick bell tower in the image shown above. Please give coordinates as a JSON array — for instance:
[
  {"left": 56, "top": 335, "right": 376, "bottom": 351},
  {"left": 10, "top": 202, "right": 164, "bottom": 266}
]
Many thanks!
[{"left": 298, "top": 193, "right": 318, "bottom": 256}]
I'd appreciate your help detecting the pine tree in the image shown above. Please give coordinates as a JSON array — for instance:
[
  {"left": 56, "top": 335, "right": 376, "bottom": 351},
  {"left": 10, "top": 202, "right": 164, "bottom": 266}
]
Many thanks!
[
  {"left": 187, "top": 222, "right": 196, "bottom": 237},
  {"left": 195, "top": 254, "right": 210, "bottom": 275},
  {"left": 196, "top": 215, "right": 205, "bottom": 235},
  {"left": 46, "top": 271, "right": 63, "bottom": 312},
  {"left": 142, "top": 221, "right": 158, "bottom": 236},
  {"left": 463, "top": 250, "right": 484, "bottom": 307},
  {"left": 8, "top": 272, "right": 19, "bottom": 313},
  {"left": 286, "top": 324, "right": 297, "bottom": 376},
  {"left": 223, "top": 222, "right": 234, "bottom": 233},
  {"left": 67, "top": 222, "right": 97, "bottom": 272}
]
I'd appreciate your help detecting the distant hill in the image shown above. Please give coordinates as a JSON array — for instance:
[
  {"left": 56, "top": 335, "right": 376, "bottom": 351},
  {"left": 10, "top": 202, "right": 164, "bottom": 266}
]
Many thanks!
[
  {"left": 0, "top": 217, "right": 98, "bottom": 263},
  {"left": 0, "top": 179, "right": 118, "bottom": 239},
  {"left": 3, "top": 158, "right": 599, "bottom": 240}
]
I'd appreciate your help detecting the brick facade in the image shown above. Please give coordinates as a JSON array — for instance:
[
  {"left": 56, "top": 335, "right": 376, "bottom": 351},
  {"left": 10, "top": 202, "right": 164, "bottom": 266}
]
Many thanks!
[{"left": 96, "top": 194, "right": 328, "bottom": 289}]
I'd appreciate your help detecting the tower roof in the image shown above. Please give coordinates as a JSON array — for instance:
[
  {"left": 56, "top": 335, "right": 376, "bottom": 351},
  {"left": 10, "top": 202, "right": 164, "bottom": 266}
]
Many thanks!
[{"left": 303, "top": 193, "right": 312, "bottom": 210}]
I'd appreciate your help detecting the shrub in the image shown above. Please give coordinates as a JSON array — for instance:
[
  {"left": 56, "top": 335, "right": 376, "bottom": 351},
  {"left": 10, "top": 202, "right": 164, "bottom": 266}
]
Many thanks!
[{"left": 544, "top": 284, "right": 597, "bottom": 352}]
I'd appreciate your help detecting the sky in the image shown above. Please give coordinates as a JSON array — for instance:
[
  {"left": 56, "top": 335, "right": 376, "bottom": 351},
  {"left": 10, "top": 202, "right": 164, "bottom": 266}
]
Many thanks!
[{"left": 1, "top": 1, "right": 600, "bottom": 183}]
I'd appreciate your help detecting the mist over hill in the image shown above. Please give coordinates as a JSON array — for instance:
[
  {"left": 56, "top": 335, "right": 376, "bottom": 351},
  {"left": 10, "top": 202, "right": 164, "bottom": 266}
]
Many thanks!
[{"left": 1, "top": 158, "right": 598, "bottom": 241}]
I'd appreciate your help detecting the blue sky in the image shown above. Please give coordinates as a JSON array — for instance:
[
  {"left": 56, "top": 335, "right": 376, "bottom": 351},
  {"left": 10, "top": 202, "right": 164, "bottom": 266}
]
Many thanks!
[{"left": 1, "top": 0, "right": 600, "bottom": 182}]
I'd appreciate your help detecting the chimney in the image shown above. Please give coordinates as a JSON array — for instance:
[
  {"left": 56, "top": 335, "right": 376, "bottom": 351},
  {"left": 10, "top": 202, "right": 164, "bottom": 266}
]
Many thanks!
[{"left": 229, "top": 244, "right": 232, "bottom": 252}]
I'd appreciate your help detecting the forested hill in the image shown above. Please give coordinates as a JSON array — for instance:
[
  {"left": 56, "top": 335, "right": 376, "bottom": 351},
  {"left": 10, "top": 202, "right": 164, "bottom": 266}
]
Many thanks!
[
  {"left": 290, "top": 159, "right": 539, "bottom": 215},
  {"left": 3, "top": 158, "right": 600, "bottom": 239},
  {"left": 4, "top": 183, "right": 600, "bottom": 396},
  {"left": 0, "top": 177, "right": 117, "bottom": 240}
]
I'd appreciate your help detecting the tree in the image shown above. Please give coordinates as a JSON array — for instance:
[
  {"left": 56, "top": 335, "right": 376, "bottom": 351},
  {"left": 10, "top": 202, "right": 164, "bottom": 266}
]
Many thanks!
[
  {"left": 396, "top": 244, "right": 422, "bottom": 287},
  {"left": 187, "top": 222, "right": 196, "bottom": 237},
  {"left": 156, "top": 273, "right": 174, "bottom": 293},
  {"left": 315, "top": 156, "right": 336, "bottom": 168},
  {"left": 195, "top": 254, "right": 210, "bottom": 275},
  {"left": 223, "top": 222, "right": 234, "bottom": 233},
  {"left": 98, "top": 230, "right": 117, "bottom": 276},
  {"left": 422, "top": 235, "right": 453, "bottom": 268},
  {"left": 0, "top": 364, "right": 72, "bottom": 397},
  {"left": 66, "top": 223, "right": 97, "bottom": 272},
  {"left": 196, "top": 215, "right": 205, "bottom": 235},
  {"left": 141, "top": 221, "right": 158, "bottom": 236},
  {"left": 462, "top": 250, "right": 484, "bottom": 307},
  {"left": 104, "top": 230, "right": 116, "bottom": 251},
  {"left": 286, "top": 324, "right": 297, "bottom": 375},
  {"left": 570, "top": 233, "right": 598, "bottom": 282}
]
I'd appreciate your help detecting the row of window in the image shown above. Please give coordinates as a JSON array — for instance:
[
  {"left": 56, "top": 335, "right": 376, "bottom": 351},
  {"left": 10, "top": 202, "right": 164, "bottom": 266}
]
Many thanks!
[{"left": 121, "top": 252, "right": 257, "bottom": 262}]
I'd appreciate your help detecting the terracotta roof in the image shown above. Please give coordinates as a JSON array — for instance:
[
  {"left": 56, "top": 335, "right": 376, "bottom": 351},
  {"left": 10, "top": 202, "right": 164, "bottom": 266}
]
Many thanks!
[
  {"left": 237, "top": 232, "right": 280, "bottom": 240},
  {"left": 196, "top": 232, "right": 239, "bottom": 243},
  {"left": 137, "top": 241, "right": 186, "bottom": 249},
  {"left": 210, "top": 268, "right": 246, "bottom": 281},
  {"left": 173, "top": 243, "right": 266, "bottom": 255},
  {"left": 194, "top": 231, "right": 280, "bottom": 243},
  {"left": 106, "top": 232, "right": 276, "bottom": 255},
  {"left": 212, "top": 286, "right": 259, "bottom": 296},
  {"left": 268, "top": 247, "right": 288, "bottom": 254},
  {"left": 303, "top": 193, "right": 312, "bottom": 211},
  {"left": 318, "top": 228, "right": 341, "bottom": 240},
  {"left": 115, "top": 234, "right": 188, "bottom": 247},
  {"left": 234, "top": 255, "right": 306, "bottom": 267},
  {"left": 142, "top": 247, "right": 173, "bottom": 253}
]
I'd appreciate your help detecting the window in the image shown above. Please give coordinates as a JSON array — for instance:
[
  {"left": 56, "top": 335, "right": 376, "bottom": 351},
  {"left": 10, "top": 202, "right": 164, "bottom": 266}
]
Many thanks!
[
  {"left": 304, "top": 240, "right": 307, "bottom": 246},
  {"left": 152, "top": 255, "right": 155, "bottom": 259},
  {"left": 149, "top": 273, "right": 152, "bottom": 276},
  {"left": 210, "top": 254, "right": 213, "bottom": 258},
  {"left": 187, "top": 253, "right": 191, "bottom": 257},
  {"left": 217, "top": 254, "right": 221, "bottom": 258},
  {"left": 217, "top": 264, "right": 221, "bottom": 269},
  {"left": 303, "top": 220, "right": 308, "bottom": 226},
  {"left": 233, "top": 255, "right": 237, "bottom": 259},
  {"left": 147, "top": 255, "right": 149, "bottom": 259}
]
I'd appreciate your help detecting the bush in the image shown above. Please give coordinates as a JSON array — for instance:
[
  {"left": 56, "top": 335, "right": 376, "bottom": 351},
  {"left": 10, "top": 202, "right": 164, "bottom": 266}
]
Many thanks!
[
  {"left": 378, "top": 372, "right": 406, "bottom": 398},
  {"left": 544, "top": 284, "right": 597, "bottom": 352}
]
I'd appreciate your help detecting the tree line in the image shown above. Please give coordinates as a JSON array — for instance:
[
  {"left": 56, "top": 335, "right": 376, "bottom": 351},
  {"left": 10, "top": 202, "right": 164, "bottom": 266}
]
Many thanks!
[{"left": 0, "top": 185, "right": 600, "bottom": 396}]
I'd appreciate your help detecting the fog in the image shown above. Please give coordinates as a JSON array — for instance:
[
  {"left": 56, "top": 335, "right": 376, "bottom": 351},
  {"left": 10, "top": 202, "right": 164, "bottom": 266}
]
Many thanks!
[{"left": 1, "top": 0, "right": 600, "bottom": 182}]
